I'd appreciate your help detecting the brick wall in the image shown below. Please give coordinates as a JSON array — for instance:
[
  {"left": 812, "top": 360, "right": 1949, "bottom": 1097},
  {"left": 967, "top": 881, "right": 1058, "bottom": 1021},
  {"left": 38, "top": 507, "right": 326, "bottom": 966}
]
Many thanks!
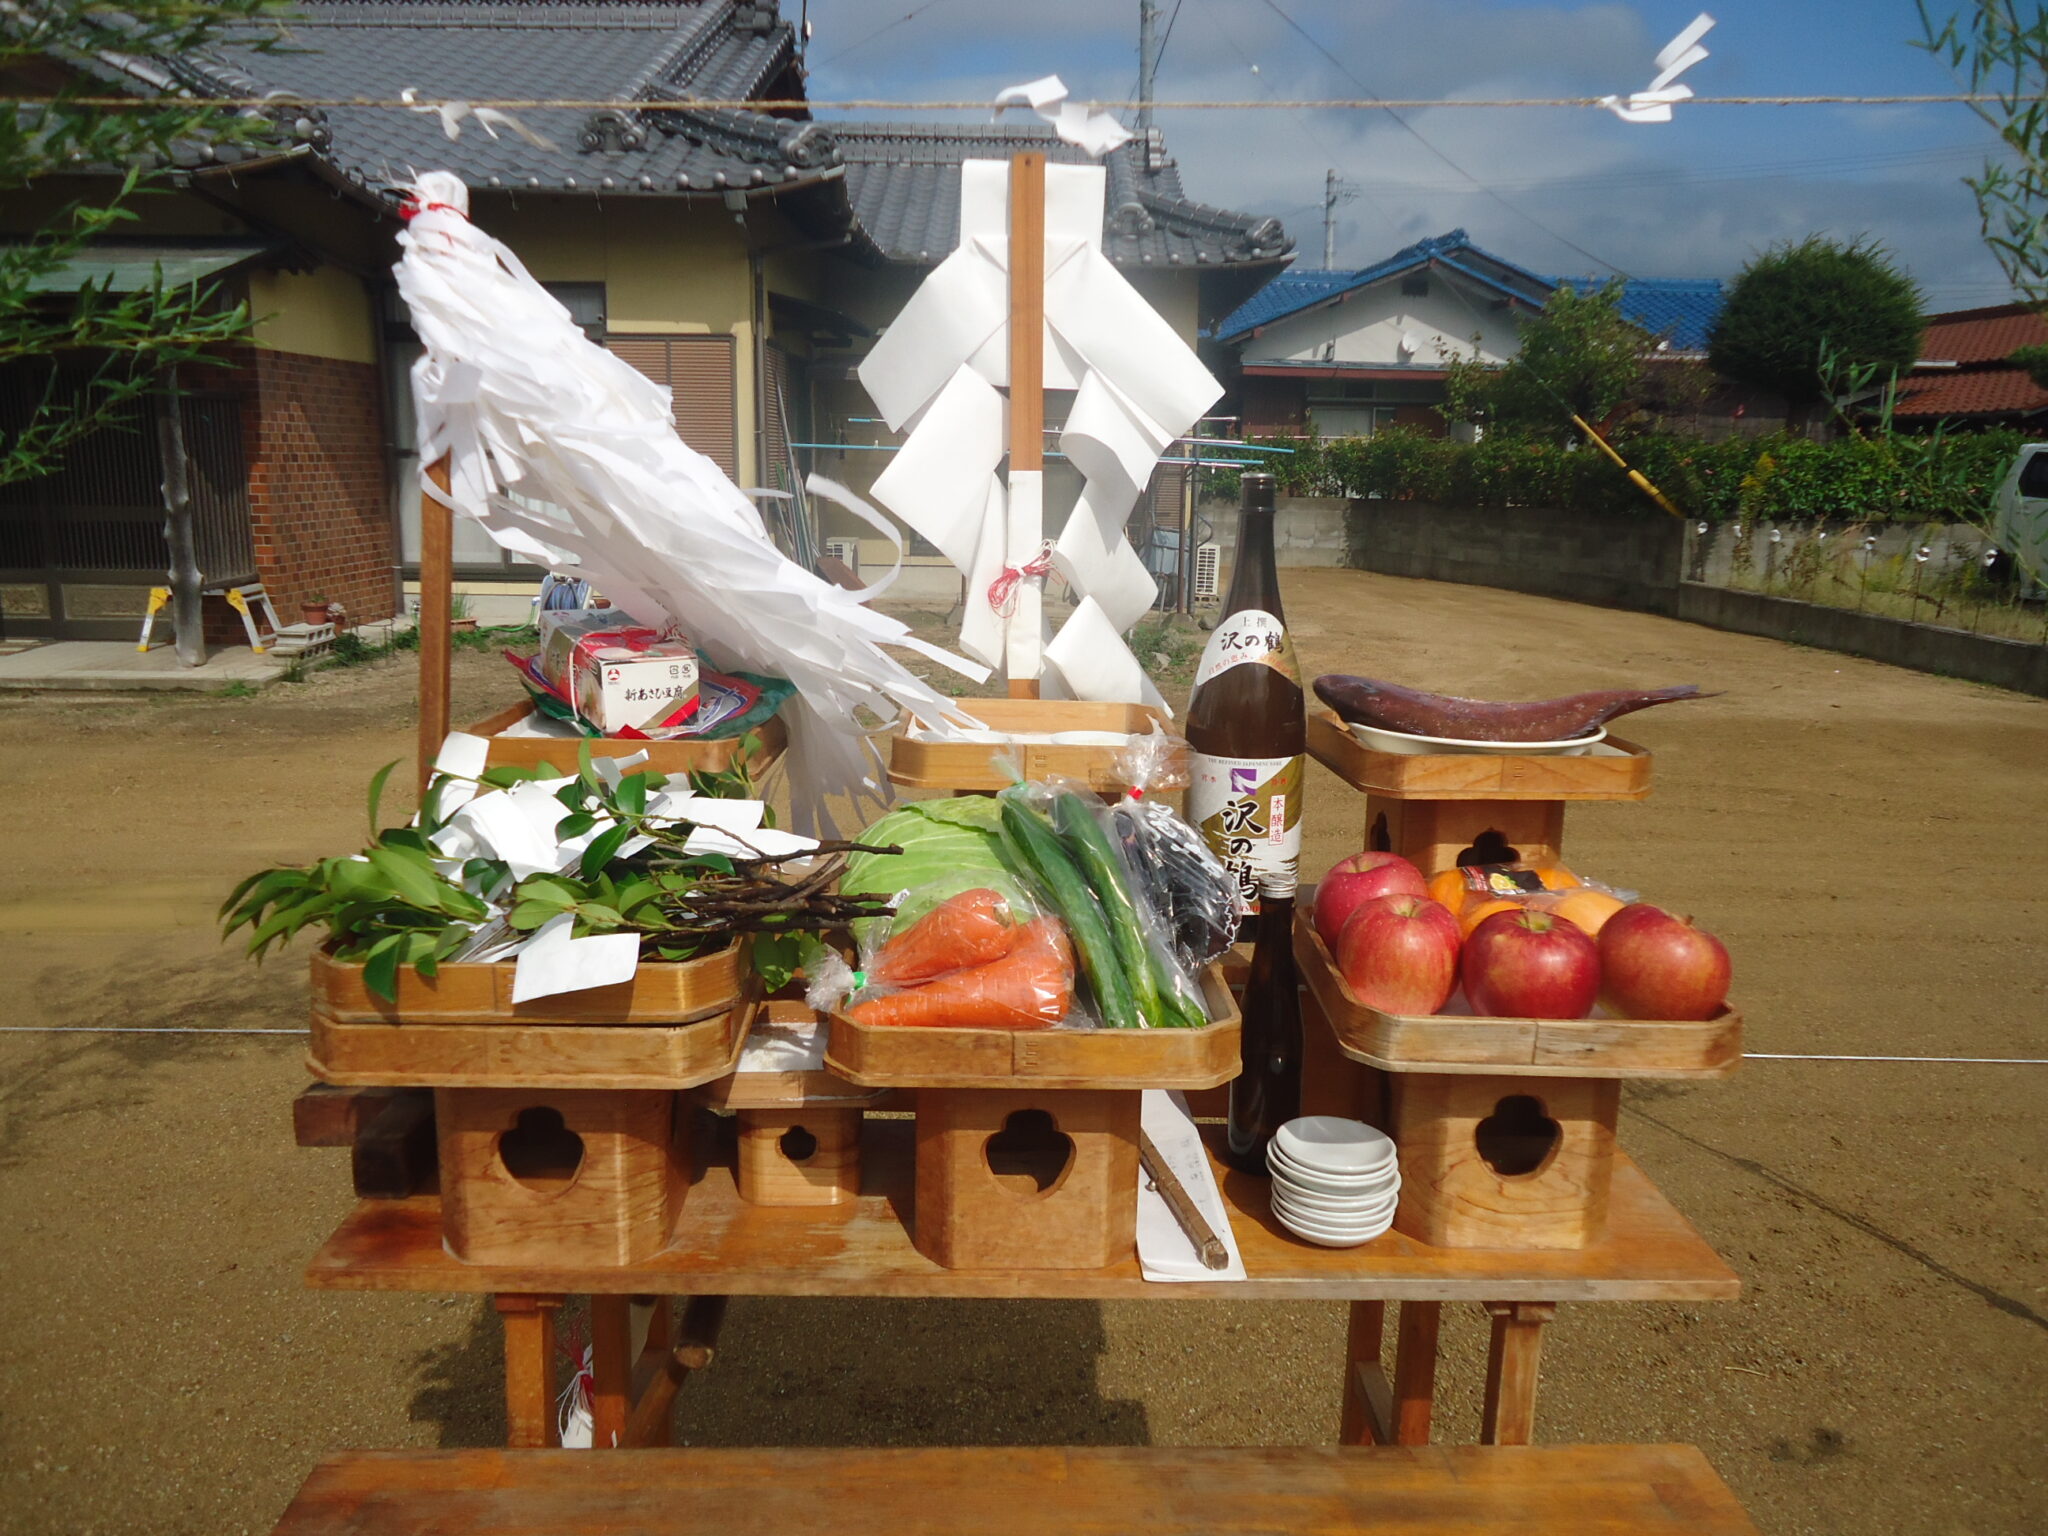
[{"left": 230, "top": 346, "right": 393, "bottom": 637}]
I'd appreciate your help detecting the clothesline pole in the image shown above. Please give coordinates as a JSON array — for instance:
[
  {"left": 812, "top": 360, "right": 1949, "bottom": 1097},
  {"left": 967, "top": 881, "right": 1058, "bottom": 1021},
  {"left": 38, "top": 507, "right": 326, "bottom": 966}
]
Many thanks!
[
  {"left": 417, "top": 453, "right": 454, "bottom": 798},
  {"left": 1005, "top": 149, "right": 1046, "bottom": 700}
]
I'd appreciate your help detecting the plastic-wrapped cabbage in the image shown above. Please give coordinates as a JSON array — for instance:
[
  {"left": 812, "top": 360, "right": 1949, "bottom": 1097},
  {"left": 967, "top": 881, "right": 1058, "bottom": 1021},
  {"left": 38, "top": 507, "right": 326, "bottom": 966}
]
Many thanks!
[{"left": 841, "top": 797, "right": 1034, "bottom": 941}]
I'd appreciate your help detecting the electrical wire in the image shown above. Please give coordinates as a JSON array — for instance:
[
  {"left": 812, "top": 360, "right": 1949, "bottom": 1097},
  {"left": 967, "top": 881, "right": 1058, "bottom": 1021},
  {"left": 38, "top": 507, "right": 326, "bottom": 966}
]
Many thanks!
[
  {"left": 1252, "top": 0, "right": 1626, "bottom": 274},
  {"left": 805, "top": 0, "right": 956, "bottom": 70}
]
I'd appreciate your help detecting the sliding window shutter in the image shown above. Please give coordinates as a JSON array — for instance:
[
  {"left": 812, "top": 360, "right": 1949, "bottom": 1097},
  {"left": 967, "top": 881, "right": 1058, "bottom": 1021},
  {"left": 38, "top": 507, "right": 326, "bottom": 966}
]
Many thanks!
[{"left": 607, "top": 334, "right": 739, "bottom": 479}]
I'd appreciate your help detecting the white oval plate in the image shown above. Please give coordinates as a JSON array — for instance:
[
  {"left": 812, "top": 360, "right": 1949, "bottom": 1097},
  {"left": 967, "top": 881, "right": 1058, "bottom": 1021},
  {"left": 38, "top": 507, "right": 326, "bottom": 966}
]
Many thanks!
[
  {"left": 1346, "top": 721, "right": 1607, "bottom": 757},
  {"left": 1274, "top": 1117, "right": 1398, "bottom": 1176},
  {"left": 1274, "top": 1207, "right": 1394, "bottom": 1248},
  {"left": 1272, "top": 1181, "right": 1399, "bottom": 1219},
  {"left": 1268, "top": 1141, "right": 1396, "bottom": 1186}
]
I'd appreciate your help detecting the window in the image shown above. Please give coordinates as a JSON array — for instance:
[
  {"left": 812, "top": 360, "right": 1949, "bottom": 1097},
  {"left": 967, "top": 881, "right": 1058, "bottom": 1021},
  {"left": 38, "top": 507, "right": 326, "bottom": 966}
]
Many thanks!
[
  {"left": 2018, "top": 449, "right": 2048, "bottom": 499},
  {"left": 607, "top": 335, "right": 740, "bottom": 478},
  {"left": 544, "top": 282, "right": 607, "bottom": 342}
]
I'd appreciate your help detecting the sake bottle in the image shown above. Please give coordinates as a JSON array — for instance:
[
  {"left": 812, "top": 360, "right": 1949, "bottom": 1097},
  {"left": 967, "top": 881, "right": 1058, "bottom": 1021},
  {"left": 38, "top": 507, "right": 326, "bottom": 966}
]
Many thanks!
[
  {"left": 1183, "top": 472, "right": 1306, "bottom": 929},
  {"left": 1225, "top": 888, "right": 1303, "bottom": 1174}
]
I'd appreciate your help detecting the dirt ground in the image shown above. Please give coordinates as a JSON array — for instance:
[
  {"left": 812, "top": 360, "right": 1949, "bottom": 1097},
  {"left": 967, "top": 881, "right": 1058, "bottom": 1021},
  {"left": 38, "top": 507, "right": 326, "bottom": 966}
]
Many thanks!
[{"left": 1, "top": 566, "right": 2043, "bottom": 1536}]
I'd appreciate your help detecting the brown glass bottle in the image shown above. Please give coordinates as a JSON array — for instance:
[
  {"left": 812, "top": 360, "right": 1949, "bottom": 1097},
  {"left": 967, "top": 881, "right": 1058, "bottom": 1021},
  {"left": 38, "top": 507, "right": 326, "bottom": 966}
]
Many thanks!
[
  {"left": 1225, "top": 891, "right": 1303, "bottom": 1174},
  {"left": 1183, "top": 472, "right": 1307, "bottom": 929}
]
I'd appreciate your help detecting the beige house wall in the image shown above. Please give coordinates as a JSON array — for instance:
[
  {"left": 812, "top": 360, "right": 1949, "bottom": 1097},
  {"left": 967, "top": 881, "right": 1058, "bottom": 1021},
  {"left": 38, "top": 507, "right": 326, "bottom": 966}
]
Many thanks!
[{"left": 248, "top": 265, "right": 378, "bottom": 365}]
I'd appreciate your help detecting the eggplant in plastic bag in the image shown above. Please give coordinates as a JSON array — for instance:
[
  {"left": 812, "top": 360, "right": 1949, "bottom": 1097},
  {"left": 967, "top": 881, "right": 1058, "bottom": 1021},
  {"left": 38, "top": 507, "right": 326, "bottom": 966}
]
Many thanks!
[{"left": 1106, "top": 797, "right": 1244, "bottom": 970}]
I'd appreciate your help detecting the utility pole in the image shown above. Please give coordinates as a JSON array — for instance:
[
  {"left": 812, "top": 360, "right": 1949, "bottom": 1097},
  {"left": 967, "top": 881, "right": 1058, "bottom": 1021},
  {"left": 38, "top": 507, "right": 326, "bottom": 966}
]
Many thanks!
[
  {"left": 1138, "top": 0, "right": 1160, "bottom": 137},
  {"left": 1323, "top": 168, "right": 1340, "bottom": 269}
]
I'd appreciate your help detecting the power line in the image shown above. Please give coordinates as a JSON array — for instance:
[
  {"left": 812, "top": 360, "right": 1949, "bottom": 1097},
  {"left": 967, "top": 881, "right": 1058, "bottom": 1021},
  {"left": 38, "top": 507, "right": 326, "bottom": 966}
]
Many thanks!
[
  {"left": 806, "top": 0, "right": 955, "bottom": 69},
  {"left": 1252, "top": 0, "right": 1626, "bottom": 274}
]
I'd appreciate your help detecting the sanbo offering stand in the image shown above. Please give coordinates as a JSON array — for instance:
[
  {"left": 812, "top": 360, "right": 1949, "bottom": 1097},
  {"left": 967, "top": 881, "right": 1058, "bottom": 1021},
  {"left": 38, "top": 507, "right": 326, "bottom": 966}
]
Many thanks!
[{"left": 1301, "top": 711, "right": 1743, "bottom": 1254}]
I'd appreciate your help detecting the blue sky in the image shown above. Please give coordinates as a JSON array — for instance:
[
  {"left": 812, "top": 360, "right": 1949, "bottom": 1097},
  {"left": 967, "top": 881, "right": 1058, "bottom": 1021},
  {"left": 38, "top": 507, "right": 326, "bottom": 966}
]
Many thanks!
[{"left": 800, "top": 0, "right": 2019, "bottom": 309}]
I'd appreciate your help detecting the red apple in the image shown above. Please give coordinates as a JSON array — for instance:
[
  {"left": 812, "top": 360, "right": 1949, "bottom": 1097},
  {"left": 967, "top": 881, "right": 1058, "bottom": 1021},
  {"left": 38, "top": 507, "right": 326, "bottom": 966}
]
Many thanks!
[
  {"left": 1313, "top": 851, "right": 1427, "bottom": 949},
  {"left": 1597, "top": 903, "right": 1731, "bottom": 1020},
  {"left": 1333, "top": 894, "right": 1462, "bottom": 1015},
  {"left": 1461, "top": 908, "right": 1600, "bottom": 1020}
]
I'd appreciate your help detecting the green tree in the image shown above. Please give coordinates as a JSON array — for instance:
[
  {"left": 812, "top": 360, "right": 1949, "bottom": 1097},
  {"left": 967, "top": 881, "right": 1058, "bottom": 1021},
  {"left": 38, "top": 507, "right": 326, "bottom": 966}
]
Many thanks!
[
  {"left": 1, "top": 0, "right": 289, "bottom": 485},
  {"left": 1439, "top": 280, "right": 1651, "bottom": 437},
  {"left": 1916, "top": 3, "right": 2048, "bottom": 308},
  {"left": 1707, "top": 237, "right": 1925, "bottom": 434}
]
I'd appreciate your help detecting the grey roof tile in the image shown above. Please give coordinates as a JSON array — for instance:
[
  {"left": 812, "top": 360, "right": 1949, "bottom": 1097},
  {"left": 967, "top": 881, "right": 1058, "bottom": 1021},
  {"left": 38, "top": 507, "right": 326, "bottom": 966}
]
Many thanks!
[{"left": 88, "top": 1, "right": 1289, "bottom": 267}]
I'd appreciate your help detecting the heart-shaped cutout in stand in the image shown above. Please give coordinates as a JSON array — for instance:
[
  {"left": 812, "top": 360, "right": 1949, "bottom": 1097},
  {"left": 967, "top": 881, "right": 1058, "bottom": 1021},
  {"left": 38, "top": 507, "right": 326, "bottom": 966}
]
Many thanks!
[
  {"left": 499, "top": 1105, "right": 585, "bottom": 1192},
  {"left": 1475, "top": 1094, "right": 1561, "bottom": 1178},
  {"left": 983, "top": 1108, "right": 1074, "bottom": 1196}
]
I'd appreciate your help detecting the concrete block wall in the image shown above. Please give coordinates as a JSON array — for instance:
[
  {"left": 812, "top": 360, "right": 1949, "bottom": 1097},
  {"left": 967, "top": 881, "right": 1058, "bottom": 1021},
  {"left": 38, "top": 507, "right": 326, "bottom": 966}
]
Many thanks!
[{"left": 1345, "top": 500, "right": 1683, "bottom": 612}]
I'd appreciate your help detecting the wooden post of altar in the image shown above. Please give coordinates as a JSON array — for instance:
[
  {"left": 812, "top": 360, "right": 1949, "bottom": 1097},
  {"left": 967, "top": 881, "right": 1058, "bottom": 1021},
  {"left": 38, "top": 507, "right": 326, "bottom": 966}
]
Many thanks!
[
  {"left": 417, "top": 454, "right": 454, "bottom": 798},
  {"left": 1005, "top": 150, "right": 1046, "bottom": 700}
]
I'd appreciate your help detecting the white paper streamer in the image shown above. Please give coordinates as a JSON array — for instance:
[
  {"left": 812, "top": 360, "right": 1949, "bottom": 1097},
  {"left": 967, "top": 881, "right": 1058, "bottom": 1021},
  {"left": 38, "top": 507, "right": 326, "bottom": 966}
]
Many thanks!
[
  {"left": 395, "top": 171, "right": 987, "bottom": 833},
  {"left": 1601, "top": 13, "right": 1715, "bottom": 123},
  {"left": 994, "top": 74, "right": 1134, "bottom": 157},
  {"left": 855, "top": 159, "right": 1222, "bottom": 702}
]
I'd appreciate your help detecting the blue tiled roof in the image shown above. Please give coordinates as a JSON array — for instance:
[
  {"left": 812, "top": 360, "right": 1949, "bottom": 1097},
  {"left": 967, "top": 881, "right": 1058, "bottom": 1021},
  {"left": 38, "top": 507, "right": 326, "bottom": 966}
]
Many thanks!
[
  {"left": 1214, "top": 226, "right": 1724, "bottom": 350},
  {"left": 1553, "top": 275, "right": 1725, "bottom": 353}
]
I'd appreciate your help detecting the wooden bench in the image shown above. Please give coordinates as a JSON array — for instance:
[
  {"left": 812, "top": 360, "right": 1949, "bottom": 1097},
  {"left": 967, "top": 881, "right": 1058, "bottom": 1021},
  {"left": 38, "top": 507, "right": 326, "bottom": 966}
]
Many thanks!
[{"left": 271, "top": 1444, "right": 1759, "bottom": 1534}]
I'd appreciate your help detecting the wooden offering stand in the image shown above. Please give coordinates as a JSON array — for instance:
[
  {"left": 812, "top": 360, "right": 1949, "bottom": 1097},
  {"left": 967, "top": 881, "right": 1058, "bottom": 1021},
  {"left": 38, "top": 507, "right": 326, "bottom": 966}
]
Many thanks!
[
  {"left": 1305, "top": 707, "right": 1651, "bottom": 872},
  {"left": 695, "top": 999, "right": 888, "bottom": 1208},
  {"left": 466, "top": 701, "right": 789, "bottom": 777},
  {"left": 886, "top": 698, "right": 1185, "bottom": 795},
  {"left": 1302, "top": 709, "right": 1742, "bottom": 1253},
  {"left": 826, "top": 967, "right": 1241, "bottom": 1271}
]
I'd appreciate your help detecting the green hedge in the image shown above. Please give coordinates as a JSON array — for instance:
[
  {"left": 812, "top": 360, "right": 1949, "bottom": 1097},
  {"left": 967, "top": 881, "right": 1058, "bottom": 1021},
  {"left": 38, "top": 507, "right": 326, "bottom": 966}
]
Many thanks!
[{"left": 1208, "top": 428, "right": 2026, "bottom": 525}]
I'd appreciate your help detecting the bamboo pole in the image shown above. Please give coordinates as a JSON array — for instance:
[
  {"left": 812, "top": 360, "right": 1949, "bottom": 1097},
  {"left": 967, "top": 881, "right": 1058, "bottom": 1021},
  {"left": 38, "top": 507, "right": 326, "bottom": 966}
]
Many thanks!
[
  {"left": 417, "top": 454, "right": 454, "bottom": 799},
  {"left": 1006, "top": 150, "right": 1047, "bottom": 699}
]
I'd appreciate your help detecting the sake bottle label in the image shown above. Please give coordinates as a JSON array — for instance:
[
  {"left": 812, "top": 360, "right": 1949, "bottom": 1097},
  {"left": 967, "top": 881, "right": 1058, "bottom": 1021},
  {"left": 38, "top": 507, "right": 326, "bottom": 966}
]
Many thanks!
[
  {"left": 1193, "top": 610, "right": 1296, "bottom": 688},
  {"left": 1187, "top": 751, "right": 1305, "bottom": 907}
]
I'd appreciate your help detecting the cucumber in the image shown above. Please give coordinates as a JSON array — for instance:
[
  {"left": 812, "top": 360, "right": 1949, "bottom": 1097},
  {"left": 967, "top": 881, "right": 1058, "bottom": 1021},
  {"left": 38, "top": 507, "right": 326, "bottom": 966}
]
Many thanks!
[
  {"left": 998, "top": 790, "right": 1140, "bottom": 1029},
  {"left": 1050, "top": 790, "right": 1162, "bottom": 1025}
]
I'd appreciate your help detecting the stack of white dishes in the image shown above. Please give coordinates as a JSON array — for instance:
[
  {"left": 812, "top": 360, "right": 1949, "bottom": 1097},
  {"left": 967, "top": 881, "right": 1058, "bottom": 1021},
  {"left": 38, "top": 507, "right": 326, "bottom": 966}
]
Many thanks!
[{"left": 1267, "top": 1116, "right": 1400, "bottom": 1247}]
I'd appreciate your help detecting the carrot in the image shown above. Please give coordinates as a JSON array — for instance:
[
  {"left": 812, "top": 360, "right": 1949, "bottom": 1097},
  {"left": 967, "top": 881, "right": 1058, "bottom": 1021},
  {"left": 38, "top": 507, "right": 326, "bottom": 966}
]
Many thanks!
[
  {"left": 848, "top": 918, "right": 1074, "bottom": 1029},
  {"left": 867, "top": 887, "right": 1019, "bottom": 985}
]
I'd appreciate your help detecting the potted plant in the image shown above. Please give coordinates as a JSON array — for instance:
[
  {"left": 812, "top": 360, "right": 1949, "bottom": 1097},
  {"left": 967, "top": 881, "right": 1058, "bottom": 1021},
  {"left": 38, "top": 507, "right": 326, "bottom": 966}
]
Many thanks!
[
  {"left": 300, "top": 594, "right": 333, "bottom": 626},
  {"left": 449, "top": 592, "right": 478, "bottom": 633}
]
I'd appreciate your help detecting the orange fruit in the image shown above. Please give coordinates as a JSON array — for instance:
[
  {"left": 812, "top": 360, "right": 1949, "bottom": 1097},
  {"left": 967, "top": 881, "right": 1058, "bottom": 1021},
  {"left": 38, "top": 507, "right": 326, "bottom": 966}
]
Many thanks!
[
  {"left": 1459, "top": 897, "right": 1523, "bottom": 939},
  {"left": 1426, "top": 867, "right": 1469, "bottom": 919},
  {"left": 1550, "top": 888, "right": 1625, "bottom": 937},
  {"left": 1530, "top": 864, "right": 1581, "bottom": 891}
]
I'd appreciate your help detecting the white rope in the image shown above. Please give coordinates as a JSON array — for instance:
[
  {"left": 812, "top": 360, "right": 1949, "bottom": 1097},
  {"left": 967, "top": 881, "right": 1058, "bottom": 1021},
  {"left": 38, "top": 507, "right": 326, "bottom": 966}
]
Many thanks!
[{"left": 23, "top": 94, "right": 2044, "bottom": 111}]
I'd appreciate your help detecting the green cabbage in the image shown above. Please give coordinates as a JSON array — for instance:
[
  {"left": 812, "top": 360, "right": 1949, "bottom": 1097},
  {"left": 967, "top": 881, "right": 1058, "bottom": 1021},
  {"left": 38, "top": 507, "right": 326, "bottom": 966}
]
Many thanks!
[{"left": 842, "top": 797, "right": 1033, "bottom": 938}]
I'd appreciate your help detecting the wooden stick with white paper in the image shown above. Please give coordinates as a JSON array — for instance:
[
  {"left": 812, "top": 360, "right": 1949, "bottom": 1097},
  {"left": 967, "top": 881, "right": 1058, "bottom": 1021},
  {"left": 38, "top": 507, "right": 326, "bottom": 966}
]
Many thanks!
[{"left": 1006, "top": 150, "right": 1046, "bottom": 699}]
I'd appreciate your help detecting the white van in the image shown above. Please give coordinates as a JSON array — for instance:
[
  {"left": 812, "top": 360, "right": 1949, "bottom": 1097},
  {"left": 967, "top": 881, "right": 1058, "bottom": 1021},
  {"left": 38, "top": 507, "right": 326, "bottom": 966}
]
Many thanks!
[{"left": 1991, "top": 443, "right": 2048, "bottom": 595}]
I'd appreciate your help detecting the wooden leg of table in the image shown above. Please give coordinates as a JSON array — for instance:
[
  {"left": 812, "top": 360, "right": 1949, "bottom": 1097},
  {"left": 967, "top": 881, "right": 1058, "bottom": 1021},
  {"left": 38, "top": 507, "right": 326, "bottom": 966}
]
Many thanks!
[
  {"left": 1338, "top": 1300, "right": 1392, "bottom": 1446},
  {"left": 590, "top": 1294, "right": 635, "bottom": 1450},
  {"left": 495, "top": 1294, "right": 563, "bottom": 1449},
  {"left": 1392, "top": 1300, "right": 1441, "bottom": 1446},
  {"left": 1480, "top": 1301, "right": 1556, "bottom": 1446},
  {"left": 625, "top": 1295, "right": 729, "bottom": 1449}
]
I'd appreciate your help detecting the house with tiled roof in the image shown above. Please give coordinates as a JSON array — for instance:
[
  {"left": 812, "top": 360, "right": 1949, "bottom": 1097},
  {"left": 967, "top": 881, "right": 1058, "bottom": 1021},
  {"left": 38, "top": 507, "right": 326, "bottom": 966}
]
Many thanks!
[
  {"left": 3, "top": 0, "right": 1288, "bottom": 638},
  {"left": 1209, "top": 229, "right": 1723, "bottom": 439},
  {"left": 1893, "top": 303, "right": 2048, "bottom": 427}
]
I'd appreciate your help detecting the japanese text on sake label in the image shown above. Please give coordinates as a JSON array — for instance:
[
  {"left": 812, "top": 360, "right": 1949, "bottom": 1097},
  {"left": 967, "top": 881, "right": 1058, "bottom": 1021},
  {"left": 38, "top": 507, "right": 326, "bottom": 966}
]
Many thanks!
[
  {"left": 1187, "top": 752, "right": 1305, "bottom": 908},
  {"left": 1192, "top": 609, "right": 1295, "bottom": 688}
]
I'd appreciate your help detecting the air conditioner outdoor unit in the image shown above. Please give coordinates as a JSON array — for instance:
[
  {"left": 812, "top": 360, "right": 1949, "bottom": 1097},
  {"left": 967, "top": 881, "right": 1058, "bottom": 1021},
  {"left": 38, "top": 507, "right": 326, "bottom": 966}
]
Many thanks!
[
  {"left": 823, "top": 537, "right": 860, "bottom": 574},
  {"left": 1193, "top": 542, "right": 1222, "bottom": 599}
]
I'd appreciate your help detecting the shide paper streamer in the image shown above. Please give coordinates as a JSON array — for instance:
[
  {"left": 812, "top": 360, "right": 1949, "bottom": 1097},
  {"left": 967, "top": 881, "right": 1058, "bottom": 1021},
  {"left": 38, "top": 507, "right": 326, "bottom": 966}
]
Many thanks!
[
  {"left": 395, "top": 171, "right": 986, "bottom": 833},
  {"left": 1601, "top": 13, "right": 1715, "bottom": 124},
  {"left": 857, "top": 87, "right": 1223, "bottom": 708}
]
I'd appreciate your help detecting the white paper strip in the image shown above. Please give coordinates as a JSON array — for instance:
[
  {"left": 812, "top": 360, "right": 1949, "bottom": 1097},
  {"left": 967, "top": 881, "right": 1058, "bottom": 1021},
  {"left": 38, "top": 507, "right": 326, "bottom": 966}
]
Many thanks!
[
  {"left": 1136, "top": 1090, "right": 1246, "bottom": 1282},
  {"left": 511, "top": 911, "right": 640, "bottom": 1004}
]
